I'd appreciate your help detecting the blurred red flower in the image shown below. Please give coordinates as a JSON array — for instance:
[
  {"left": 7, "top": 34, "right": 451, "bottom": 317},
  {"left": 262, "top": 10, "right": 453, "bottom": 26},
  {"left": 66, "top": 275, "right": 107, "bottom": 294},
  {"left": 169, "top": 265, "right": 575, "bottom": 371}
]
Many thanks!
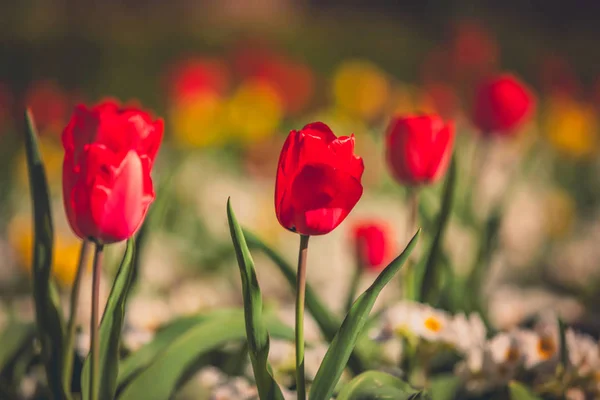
[
  {"left": 386, "top": 114, "right": 455, "bottom": 186},
  {"left": 450, "top": 21, "right": 498, "bottom": 81},
  {"left": 232, "top": 41, "right": 314, "bottom": 114},
  {"left": 165, "top": 57, "right": 230, "bottom": 105},
  {"left": 25, "top": 80, "right": 70, "bottom": 134},
  {"left": 275, "top": 122, "right": 364, "bottom": 236},
  {"left": 421, "top": 82, "right": 460, "bottom": 119},
  {"left": 62, "top": 100, "right": 163, "bottom": 244},
  {"left": 471, "top": 74, "right": 536, "bottom": 136},
  {"left": 353, "top": 221, "right": 393, "bottom": 271},
  {"left": 539, "top": 55, "right": 581, "bottom": 98}
]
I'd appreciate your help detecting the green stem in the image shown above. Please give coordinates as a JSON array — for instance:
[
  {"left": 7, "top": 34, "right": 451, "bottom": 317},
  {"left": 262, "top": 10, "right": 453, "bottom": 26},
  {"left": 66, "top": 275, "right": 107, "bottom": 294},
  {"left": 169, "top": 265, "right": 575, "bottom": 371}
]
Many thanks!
[
  {"left": 90, "top": 243, "right": 104, "bottom": 400},
  {"left": 403, "top": 189, "right": 420, "bottom": 300},
  {"left": 62, "top": 239, "right": 91, "bottom": 392},
  {"left": 295, "top": 235, "right": 310, "bottom": 400},
  {"left": 344, "top": 260, "right": 362, "bottom": 313}
]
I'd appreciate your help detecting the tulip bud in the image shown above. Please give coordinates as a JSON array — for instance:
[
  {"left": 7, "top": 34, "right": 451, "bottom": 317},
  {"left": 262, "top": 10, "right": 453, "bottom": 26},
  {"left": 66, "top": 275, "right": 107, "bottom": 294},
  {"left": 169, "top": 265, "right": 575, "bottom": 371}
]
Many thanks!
[
  {"left": 353, "top": 221, "right": 392, "bottom": 271},
  {"left": 61, "top": 101, "right": 164, "bottom": 244},
  {"left": 275, "top": 122, "right": 364, "bottom": 236},
  {"left": 386, "top": 114, "right": 455, "bottom": 186},
  {"left": 471, "top": 74, "right": 535, "bottom": 136}
]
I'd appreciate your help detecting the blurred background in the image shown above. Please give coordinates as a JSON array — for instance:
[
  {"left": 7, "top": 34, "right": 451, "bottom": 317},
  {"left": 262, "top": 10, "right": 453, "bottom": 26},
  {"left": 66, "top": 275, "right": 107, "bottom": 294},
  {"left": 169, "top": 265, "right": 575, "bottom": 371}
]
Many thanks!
[{"left": 2, "top": 1, "right": 600, "bottom": 395}]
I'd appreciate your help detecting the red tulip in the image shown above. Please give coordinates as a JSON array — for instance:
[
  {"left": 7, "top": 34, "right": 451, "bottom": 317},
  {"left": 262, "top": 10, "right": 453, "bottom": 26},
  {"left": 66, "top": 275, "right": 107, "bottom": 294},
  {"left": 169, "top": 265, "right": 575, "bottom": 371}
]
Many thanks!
[
  {"left": 62, "top": 100, "right": 164, "bottom": 244},
  {"left": 471, "top": 74, "right": 535, "bottom": 136},
  {"left": 353, "top": 221, "right": 392, "bottom": 271},
  {"left": 386, "top": 115, "right": 455, "bottom": 186},
  {"left": 275, "top": 122, "right": 364, "bottom": 236}
]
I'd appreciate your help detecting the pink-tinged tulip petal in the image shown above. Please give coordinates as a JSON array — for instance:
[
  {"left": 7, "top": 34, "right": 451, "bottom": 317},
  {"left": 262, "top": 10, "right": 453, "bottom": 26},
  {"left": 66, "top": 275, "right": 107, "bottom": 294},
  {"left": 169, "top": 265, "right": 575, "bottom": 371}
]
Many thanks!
[
  {"left": 386, "top": 114, "right": 455, "bottom": 186},
  {"left": 62, "top": 100, "right": 163, "bottom": 243},
  {"left": 275, "top": 122, "right": 364, "bottom": 236}
]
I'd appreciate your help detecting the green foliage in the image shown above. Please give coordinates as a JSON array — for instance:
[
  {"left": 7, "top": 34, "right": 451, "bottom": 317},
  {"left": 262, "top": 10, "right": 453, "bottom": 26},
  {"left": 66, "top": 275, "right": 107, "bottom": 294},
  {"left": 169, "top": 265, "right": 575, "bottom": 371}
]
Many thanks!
[
  {"left": 309, "top": 230, "right": 421, "bottom": 400},
  {"left": 508, "top": 381, "right": 542, "bottom": 400},
  {"left": 418, "top": 157, "right": 456, "bottom": 306},
  {"left": 227, "top": 198, "right": 284, "bottom": 400},
  {"left": 337, "top": 371, "right": 425, "bottom": 400},
  {"left": 23, "top": 110, "right": 69, "bottom": 400},
  {"left": 82, "top": 240, "right": 136, "bottom": 400},
  {"left": 244, "top": 228, "right": 370, "bottom": 374}
]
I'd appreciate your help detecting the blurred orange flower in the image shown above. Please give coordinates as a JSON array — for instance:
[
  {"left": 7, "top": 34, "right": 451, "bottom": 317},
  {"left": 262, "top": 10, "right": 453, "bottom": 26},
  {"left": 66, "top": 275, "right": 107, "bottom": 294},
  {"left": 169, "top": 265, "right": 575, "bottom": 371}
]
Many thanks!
[{"left": 544, "top": 96, "right": 599, "bottom": 159}]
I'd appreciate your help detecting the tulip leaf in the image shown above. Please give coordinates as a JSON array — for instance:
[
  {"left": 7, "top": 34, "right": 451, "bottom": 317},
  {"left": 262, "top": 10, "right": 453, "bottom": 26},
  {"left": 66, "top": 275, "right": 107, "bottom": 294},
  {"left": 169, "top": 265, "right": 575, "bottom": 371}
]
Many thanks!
[
  {"left": 23, "top": 110, "right": 69, "bottom": 399},
  {"left": 227, "top": 198, "right": 284, "bottom": 400},
  {"left": 117, "top": 308, "right": 294, "bottom": 389},
  {"left": 0, "top": 323, "right": 36, "bottom": 375},
  {"left": 337, "top": 371, "right": 423, "bottom": 400},
  {"left": 243, "top": 228, "right": 370, "bottom": 374},
  {"left": 418, "top": 157, "right": 456, "bottom": 306},
  {"left": 428, "top": 374, "right": 461, "bottom": 400},
  {"left": 118, "top": 311, "right": 292, "bottom": 400},
  {"left": 508, "top": 381, "right": 542, "bottom": 400},
  {"left": 309, "top": 230, "right": 421, "bottom": 400},
  {"left": 82, "top": 240, "right": 136, "bottom": 400}
]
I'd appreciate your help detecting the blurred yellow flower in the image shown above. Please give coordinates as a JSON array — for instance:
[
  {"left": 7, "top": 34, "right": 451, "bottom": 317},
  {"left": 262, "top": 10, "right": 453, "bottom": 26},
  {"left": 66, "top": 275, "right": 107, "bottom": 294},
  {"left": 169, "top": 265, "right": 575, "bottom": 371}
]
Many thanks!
[
  {"left": 544, "top": 97, "right": 599, "bottom": 159},
  {"left": 170, "top": 93, "right": 227, "bottom": 148},
  {"left": 544, "top": 189, "right": 575, "bottom": 239},
  {"left": 226, "top": 79, "right": 283, "bottom": 144},
  {"left": 17, "top": 137, "right": 64, "bottom": 187},
  {"left": 9, "top": 216, "right": 87, "bottom": 287},
  {"left": 332, "top": 60, "right": 390, "bottom": 121}
]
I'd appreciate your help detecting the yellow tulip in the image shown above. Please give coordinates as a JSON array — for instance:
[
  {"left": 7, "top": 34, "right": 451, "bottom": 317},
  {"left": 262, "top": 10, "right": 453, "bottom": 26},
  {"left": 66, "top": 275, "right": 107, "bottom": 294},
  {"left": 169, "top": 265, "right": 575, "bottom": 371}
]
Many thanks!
[
  {"left": 332, "top": 60, "right": 390, "bottom": 121},
  {"left": 545, "top": 97, "right": 599, "bottom": 159}
]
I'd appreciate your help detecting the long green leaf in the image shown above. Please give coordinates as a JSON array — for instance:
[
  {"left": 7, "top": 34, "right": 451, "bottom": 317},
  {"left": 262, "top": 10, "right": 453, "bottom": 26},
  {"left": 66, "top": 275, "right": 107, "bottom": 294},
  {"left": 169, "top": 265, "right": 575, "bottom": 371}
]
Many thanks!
[
  {"left": 418, "top": 157, "right": 456, "bottom": 305},
  {"left": 23, "top": 110, "right": 69, "bottom": 399},
  {"left": 82, "top": 240, "right": 136, "bottom": 400},
  {"left": 0, "top": 324, "right": 35, "bottom": 374},
  {"left": 244, "top": 229, "right": 369, "bottom": 374},
  {"left": 337, "top": 371, "right": 421, "bottom": 400},
  {"left": 118, "top": 312, "right": 291, "bottom": 400},
  {"left": 117, "top": 308, "right": 294, "bottom": 389},
  {"left": 309, "top": 230, "right": 421, "bottom": 400},
  {"left": 227, "top": 198, "right": 284, "bottom": 400},
  {"left": 508, "top": 381, "right": 542, "bottom": 400}
]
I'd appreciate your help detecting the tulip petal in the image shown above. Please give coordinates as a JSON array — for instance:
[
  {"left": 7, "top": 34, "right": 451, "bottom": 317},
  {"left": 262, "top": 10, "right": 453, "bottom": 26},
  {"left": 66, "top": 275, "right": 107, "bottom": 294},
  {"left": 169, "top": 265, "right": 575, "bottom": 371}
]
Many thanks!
[{"left": 290, "top": 164, "right": 363, "bottom": 235}]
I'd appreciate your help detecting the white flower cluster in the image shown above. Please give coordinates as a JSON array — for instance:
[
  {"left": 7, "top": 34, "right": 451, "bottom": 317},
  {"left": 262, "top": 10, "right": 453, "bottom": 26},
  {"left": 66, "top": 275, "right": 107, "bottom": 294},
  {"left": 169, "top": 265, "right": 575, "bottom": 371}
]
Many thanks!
[{"left": 378, "top": 302, "right": 600, "bottom": 396}]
